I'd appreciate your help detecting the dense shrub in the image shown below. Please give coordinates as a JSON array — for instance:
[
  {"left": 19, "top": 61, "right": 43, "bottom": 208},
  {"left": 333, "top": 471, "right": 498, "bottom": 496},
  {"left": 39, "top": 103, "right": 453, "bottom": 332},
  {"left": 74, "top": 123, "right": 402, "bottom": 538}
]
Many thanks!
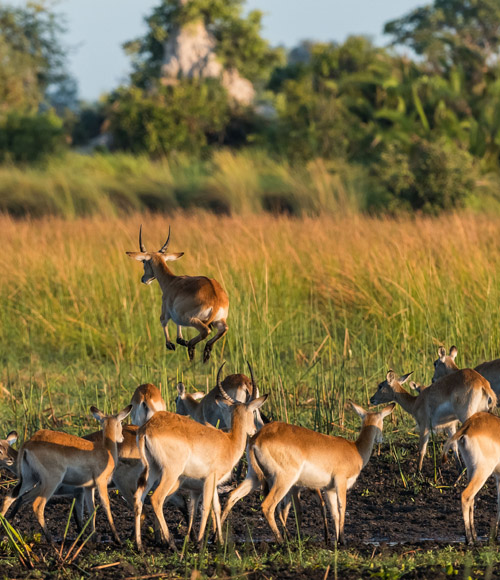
[
  {"left": 370, "top": 138, "right": 477, "bottom": 213},
  {"left": 0, "top": 111, "right": 65, "bottom": 162},
  {"left": 107, "top": 81, "right": 230, "bottom": 157}
]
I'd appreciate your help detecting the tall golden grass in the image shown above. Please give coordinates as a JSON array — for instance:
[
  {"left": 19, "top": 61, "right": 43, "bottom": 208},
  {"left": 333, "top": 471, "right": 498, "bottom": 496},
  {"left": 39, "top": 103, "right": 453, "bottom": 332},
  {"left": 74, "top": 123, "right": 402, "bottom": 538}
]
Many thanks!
[{"left": 1, "top": 211, "right": 500, "bottom": 437}]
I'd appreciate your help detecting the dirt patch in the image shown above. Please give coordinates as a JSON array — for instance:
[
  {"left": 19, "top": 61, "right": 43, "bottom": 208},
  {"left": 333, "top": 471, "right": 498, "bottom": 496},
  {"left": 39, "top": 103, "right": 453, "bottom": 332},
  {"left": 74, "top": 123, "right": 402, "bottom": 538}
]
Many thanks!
[{"left": 0, "top": 442, "right": 498, "bottom": 578}]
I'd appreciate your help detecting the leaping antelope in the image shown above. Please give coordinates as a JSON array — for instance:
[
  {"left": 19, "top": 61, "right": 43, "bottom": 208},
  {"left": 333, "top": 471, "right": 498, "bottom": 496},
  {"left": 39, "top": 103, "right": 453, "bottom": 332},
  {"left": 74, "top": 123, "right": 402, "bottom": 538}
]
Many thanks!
[{"left": 126, "top": 226, "right": 229, "bottom": 363}]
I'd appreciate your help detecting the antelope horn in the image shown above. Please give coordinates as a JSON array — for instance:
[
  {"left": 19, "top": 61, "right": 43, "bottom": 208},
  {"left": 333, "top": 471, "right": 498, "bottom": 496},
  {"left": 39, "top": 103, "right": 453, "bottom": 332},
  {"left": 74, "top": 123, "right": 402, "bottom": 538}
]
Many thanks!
[
  {"left": 139, "top": 225, "right": 147, "bottom": 252},
  {"left": 247, "top": 361, "right": 256, "bottom": 400},
  {"left": 159, "top": 225, "right": 171, "bottom": 253},
  {"left": 217, "top": 362, "right": 237, "bottom": 404}
]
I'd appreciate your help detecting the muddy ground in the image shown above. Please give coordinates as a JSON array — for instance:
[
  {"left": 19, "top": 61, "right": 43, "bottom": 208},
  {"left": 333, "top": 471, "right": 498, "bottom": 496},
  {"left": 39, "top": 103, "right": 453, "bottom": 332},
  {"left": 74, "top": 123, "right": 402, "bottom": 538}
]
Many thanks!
[{"left": 0, "top": 441, "right": 498, "bottom": 578}]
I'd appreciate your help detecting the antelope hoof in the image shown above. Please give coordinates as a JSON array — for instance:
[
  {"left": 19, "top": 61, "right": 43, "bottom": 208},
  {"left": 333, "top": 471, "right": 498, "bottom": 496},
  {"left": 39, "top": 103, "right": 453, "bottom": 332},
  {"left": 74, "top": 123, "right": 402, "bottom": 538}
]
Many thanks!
[
  {"left": 177, "top": 338, "right": 189, "bottom": 347},
  {"left": 188, "top": 346, "right": 195, "bottom": 360},
  {"left": 166, "top": 341, "right": 176, "bottom": 351},
  {"left": 203, "top": 345, "right": 212, "bottom": 363}
]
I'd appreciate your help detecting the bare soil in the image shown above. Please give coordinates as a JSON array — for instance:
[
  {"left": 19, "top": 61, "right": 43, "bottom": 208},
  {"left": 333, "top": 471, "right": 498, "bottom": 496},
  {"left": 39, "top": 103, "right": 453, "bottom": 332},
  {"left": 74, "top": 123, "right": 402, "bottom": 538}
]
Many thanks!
[{"left": 0, "top": 442, "right": 499, "bottom": 578}]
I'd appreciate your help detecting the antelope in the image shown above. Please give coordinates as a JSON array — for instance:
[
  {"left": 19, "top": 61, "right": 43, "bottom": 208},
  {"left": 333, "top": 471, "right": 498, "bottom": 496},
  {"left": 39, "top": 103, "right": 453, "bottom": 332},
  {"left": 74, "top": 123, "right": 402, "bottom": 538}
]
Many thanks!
[
  {"left": 1, "top": 405, "right": 132, "bottom": 544},
  {"left": 126, "top": 226, "right": 229, "bottom": 363},
  {"left": 433, "top": 345, "right": 500, "bottom": 398},
  {"left": 176, "top": 364, "right": 264, "bottom": 430},
  {"left": 0, "top": 431, "right": 18, "bottom": 475},
  {"left": 370, "top": 370, "right": 496, "bottom": 470},
  {"left": 130, "top": 383, "right": 166, "bottom": 426},
  {"left": 177, "top": 368, "right": 329, "bottom": 540},
  {"left": 133, "top": 363, "right": 268, "bottom": 551},
  {"left": 221, "top": 402, "right": 394, "bottom": 545},
  {"left": 0, "top": 431, "right": 91, "bottom": 529},
  {"left": 442, "top": 412, "right": 500, "bottom": 544}
]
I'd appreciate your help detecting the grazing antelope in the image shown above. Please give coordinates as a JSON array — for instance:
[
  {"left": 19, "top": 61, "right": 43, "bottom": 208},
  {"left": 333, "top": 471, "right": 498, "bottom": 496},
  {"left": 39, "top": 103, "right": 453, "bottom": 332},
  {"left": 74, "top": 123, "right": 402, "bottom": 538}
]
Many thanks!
[
  {"left": 126, "top": 226, "right": 229, "bottom": 363},
  {"left": 433, "top": 345, "right": 500, "bottom": 398},
  {"left": 1, "top": 405, "right": 132, "bottom": 544},
  {"left": 130, "top": 383, "right": 166, "bottom": 426},
  {"left": 133, "top": 363, "right": 268, "bottom": 551},
  {"left": 442, "top": 412, "right": 500, "bottom": 544},
  {"left": 370, "top": 370, "right": 496, "bottom": 471},
  {"left": 176, "top": 364, "right": 264, "bottom": 430},
  {"left": 221, "top": 402, "right": 394, "bottom": 545}
]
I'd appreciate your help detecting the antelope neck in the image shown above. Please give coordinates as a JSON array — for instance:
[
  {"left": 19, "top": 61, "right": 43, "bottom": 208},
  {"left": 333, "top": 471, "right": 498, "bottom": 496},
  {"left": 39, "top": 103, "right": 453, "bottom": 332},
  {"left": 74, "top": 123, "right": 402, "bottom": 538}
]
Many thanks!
[{"left": 355, "top": 424, "right": 381, "bottom": 467}]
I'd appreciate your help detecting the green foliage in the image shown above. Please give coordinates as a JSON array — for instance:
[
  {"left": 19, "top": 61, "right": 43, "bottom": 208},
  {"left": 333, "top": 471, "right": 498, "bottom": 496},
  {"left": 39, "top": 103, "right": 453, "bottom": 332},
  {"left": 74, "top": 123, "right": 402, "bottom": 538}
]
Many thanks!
[
  {"left": 107, "top": 80, "right": 230, "bottom": 156},
  {"left": 0, "top": 110, "right": 64, "bottom": 162},
  {"left": 385, "top": 0, "right": 500, "bottom": 88},
  {"left": 124, "top": 0, "right": 283, "bottom": 87},
  {"left": 0, "top": 1, "right": 70, "bottom": 111},
  {"left": 371, "top": 138, "right": 477, "bottom": 213}
]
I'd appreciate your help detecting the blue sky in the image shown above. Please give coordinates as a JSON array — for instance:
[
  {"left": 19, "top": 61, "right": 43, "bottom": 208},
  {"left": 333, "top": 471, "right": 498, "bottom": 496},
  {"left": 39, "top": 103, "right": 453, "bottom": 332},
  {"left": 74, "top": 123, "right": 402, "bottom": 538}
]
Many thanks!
[{"left": 10, "top": 0, "right": 425, "bottom": 100}]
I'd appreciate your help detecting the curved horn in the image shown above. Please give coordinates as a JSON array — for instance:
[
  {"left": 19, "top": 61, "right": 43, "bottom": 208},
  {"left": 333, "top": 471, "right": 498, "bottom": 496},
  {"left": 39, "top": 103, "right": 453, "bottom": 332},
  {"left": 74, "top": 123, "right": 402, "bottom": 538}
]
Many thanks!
[
  {"left": 217, "top": 362, "right": 238, "bottom": 404},
  {"left": 139, "top": 224, "right": 147, "bottom": 252},
  {"left": 159, "top": 226, "right": 171, "bottom": 254},
  {"left": 247, "top": 361, "right": 256, "bottom": 400}
]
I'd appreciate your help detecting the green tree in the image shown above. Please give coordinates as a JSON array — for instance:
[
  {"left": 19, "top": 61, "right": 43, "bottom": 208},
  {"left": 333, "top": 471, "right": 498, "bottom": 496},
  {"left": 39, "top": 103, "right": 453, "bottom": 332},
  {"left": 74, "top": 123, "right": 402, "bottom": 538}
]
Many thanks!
[
  {"left": 124, "top": 0, "right": 283, "bottom": 87},
  {"left": 385, "top": 0, "right": 500, "bottom": 90},
  {"left": 0, "top": 1, "right": 71, "bottom": 112},
  {"left": 107, "top": 80, "right": 230, "bottom": 156}
]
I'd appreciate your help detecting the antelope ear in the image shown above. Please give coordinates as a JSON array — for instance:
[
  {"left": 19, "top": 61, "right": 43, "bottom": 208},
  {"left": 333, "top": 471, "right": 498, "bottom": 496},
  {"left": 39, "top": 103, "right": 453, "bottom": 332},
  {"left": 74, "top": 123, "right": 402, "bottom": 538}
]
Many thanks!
[
  {"left": 163, "top": 252, "right": 184, "bottom": 262},
  {"left": 91, "top": 406, "right": 105, "bottom": 422},
  {"left": 350, "top": 400, "right": 367, "bottom": 420},
  {"left": 117, "top": 404, "right": 133, "bottom": 422},
  {"left": 126, "top": 252, "right": 150, "bottom": 262},
  {"left": 381, "top": 403, "right": 395, "bottom": 418},
  {"left": 450, "top": 345, "right": 458, "bottom": 360},
  {"left": 438, "top": 346, "right": 446, "bottom": 361},
  {"left": 176, "top": 382, "right": 186, "bottom": 397},
  {"left": 248, "top": 394, "right": 268, "bottom": 412},
  {"left": 386, "top": 370, "right": 397, "bottom": 385},
  {"left": 6, "top": 431, "right": 17, "bottom": 445},
  {"left": 399, "top": 371, "right": 413, "bottom": 384}
]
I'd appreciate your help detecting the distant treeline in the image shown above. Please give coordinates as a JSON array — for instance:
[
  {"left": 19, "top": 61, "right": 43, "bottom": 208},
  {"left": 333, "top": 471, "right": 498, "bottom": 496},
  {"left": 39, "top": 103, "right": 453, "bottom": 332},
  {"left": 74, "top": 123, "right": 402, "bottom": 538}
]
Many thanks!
[{"left": 3, "top": 0, "right": 500, "bottom": 216}]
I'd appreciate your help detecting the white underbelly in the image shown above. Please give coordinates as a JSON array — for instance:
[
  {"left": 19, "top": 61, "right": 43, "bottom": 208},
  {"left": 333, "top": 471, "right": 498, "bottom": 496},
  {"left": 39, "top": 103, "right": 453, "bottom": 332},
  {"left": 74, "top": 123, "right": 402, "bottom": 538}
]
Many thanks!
[{"left": 295, "top": 462, "right": 332, "bottom": 489}]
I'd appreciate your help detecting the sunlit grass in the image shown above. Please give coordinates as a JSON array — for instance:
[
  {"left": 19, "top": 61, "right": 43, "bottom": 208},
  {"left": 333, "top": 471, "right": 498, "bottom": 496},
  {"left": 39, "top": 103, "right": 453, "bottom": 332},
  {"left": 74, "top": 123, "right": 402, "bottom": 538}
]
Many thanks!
[{"left": 1, "top": 211, "right": 500, "bottom": 438}]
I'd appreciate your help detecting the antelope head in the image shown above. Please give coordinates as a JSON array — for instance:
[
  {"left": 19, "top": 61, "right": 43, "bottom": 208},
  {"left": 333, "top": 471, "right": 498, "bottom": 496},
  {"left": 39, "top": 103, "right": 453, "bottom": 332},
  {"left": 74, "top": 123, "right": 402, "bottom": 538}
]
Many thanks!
[
  {"left": 126, "top": 226, "right": 184, "bottom": 284},
  {"left": 215, "top": 362, "right": 267, "bottom": 437},
  {"left": 370, "top": 370, "right": 413, "bottom": 405}
]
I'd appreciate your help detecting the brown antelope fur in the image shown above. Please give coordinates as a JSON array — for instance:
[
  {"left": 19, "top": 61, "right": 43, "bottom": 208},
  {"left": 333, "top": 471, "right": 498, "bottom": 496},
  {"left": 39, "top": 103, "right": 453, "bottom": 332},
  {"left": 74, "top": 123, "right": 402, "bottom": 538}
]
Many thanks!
[
  {"left": 176, "top": 365, "right": 264, "bottom": 430},
  {"left": 133, "top": 363, "right": 268, "bottom": 551},
  {"left": 1, "top": 405, "right": 132, "bottom": 544},
  {"left": 126, "top": 226, "right": 229, "bottom": 363},
  {"left": 130, "top": 383, "right": 166, "bottom": 427},
  {"left": 175, "top": 368, "right": 327, "bottom": 539},
  {"left": 221, "top": 402, "right": 394, "bottom": 545},
  {"left": 370, "top": 370, "right": 497, "bottom": 471},
  {"left": 433, "top": 345, "right": 500, "bottom": 398},
  {"left": 442, "top": 412, "right": 500, "bottom": 544}
]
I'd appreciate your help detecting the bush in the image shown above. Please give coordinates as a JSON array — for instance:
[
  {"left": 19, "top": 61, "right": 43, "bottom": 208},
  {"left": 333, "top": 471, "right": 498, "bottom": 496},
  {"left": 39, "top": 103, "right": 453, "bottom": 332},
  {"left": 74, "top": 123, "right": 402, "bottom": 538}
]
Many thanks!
[
  {"left": 370, "top": 137, "right": 477, "bottom": 213},
  {"left": 107, "top": 81, "right": 230, "bottom": 157},
  {"left": 0, "top": 111, "right": 65, "bottom": 162}
]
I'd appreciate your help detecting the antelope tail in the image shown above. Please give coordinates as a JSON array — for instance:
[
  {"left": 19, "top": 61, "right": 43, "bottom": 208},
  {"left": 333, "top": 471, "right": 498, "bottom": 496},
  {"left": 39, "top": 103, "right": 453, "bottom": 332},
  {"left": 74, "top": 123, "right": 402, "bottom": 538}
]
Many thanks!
[
  {"left": 136, "top": 432, "right": 150, "bottom": 492},
  {"left": 441, "top": 428, "right": 466, "bottom": 464}
]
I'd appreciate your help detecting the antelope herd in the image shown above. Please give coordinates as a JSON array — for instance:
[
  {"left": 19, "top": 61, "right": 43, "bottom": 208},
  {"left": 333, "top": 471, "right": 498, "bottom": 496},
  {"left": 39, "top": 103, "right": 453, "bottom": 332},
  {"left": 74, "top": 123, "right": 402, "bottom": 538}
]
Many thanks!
[{"left": 4, "top": 225, "right": 500, "bottom": 551}]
